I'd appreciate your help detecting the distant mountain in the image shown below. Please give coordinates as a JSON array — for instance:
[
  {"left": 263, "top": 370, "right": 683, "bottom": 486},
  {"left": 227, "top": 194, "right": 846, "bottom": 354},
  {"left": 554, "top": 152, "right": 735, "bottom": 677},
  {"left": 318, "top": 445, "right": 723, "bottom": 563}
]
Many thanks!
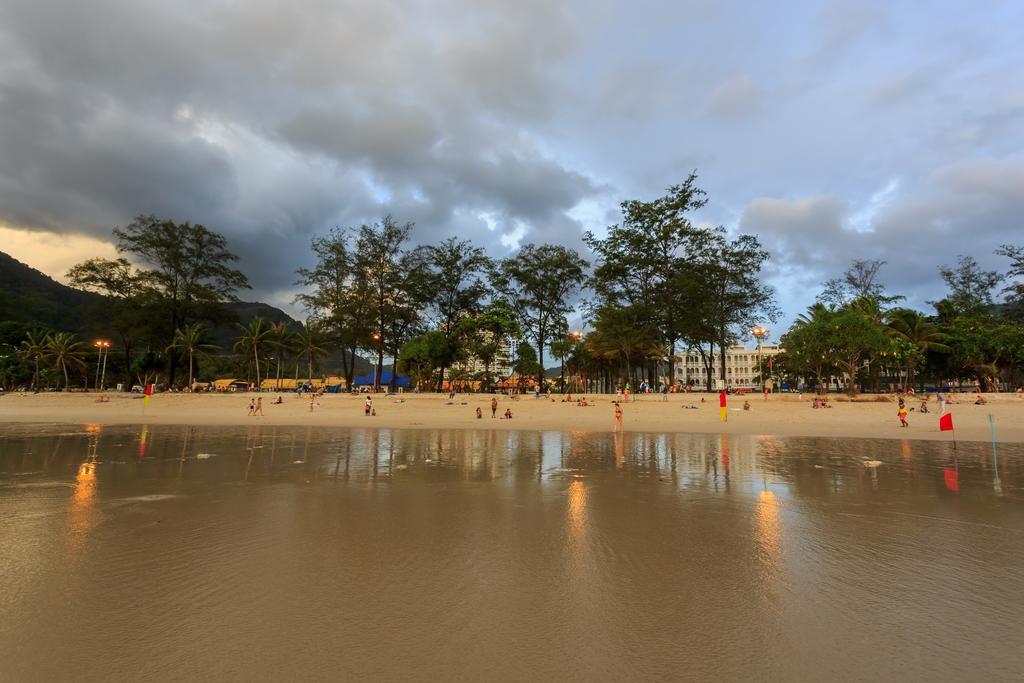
[
  {"left": 0, "top": 251, "right": 105, "bottom": 334},
  {"left": 0, "top": 250, "right": 372, "bottom": 375}
]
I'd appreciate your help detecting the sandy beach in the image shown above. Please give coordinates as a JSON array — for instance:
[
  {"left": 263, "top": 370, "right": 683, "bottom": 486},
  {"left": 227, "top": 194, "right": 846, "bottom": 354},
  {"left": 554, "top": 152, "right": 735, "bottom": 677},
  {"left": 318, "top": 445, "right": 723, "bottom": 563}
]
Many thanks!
[{"left": 1, "top": 391, "right": 1022, "bottom": 442}]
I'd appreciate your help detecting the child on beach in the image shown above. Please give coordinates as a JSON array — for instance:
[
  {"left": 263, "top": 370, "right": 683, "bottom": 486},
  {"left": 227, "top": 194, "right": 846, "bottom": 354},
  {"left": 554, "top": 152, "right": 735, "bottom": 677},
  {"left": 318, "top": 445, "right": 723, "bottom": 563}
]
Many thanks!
[
  {"left": 897, "top": 398, "right": 908, "bottom": 427},
  {"left": 491, "top": 397, "right": 498, "bottom": 418},
  {"left": 364, "top": 396, "right": 373, "bottom": 416},
  {"left": 476, "top": 406, "right": 482, "bottom": 419},
  {"left": 255, "top": 397, "right": 264, "bottom": 416},
  {"left": 248, "top": 398, "right": 255, "bottom": 416},
  {"left": 502, "top": 408, "right": 513, "bottom": 419}
]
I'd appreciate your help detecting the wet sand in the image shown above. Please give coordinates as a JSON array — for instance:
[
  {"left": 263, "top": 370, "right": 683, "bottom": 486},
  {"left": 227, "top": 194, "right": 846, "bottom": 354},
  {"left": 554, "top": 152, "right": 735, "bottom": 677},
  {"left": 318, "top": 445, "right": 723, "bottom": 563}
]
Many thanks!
[{"left": 1, "top": 391, "right": 1022, "bottom": 442}]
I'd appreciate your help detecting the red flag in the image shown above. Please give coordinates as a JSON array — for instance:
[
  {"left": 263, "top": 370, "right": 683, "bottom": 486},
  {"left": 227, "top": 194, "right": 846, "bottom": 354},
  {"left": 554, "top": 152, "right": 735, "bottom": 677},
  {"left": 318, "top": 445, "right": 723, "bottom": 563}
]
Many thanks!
[
  {"left": 144, "top": 383, "right": 154, "bottom": 396},
  {"left": 939, "top": 413, "right": 953, "bottom": 432},
  {"left": 719, "top": 391, "right": 727, "bottom": 407}
]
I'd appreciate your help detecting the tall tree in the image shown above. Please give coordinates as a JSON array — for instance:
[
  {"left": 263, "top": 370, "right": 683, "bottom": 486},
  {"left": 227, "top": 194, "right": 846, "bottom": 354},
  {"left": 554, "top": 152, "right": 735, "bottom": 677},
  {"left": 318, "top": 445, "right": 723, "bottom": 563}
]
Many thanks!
[
  {"left": 295, "top": 228, "right": 371, "bottom": 386},
  {"left": 587, "top": 303, "right": 663, "bottom": 388},
  {"left": 700, "top": 230, "right": 779, "bottom": 389},
  {"left": 585, "top": 174, "right": 709, "bottom": 381},
  {"left": 18, "top": 329, "right": 48, "bottom": 390},
  {"left": 995, "top": 244, "right": 1024, "bottom": 315},
  {"left": 938, "top": 255, "right": 1003, "bottom": 313},
  {"left": 294, "top": 319, "right": 330, "bottom": 383},
  {"left": 351, "top": 216, "right": 426, "bottom": 391},
  {"left": 422, "top": 237, "right": 492, "bottom": 391},
  {"left": 465, "top": 302, "right": 520, "bottom": 391},
  {"left": 494, "top": 244, "right": 588, "bottom": 390},
  {"left": 71, "top": 215, "right": 250, "bottom": 384},
  {"left": 67, "top": 256, "right": 147, "bottom": 388},
  {"left": 44, "top": 332, "right": 86, "bottom": 389},
  {"left": 233, "top": 317, "right": 272, "bottom": 389},
  {"left": 166, "top": 323, "right": 219, "bottom": 389},
  {"left": 818, "top": 259, "right": 904, "bottom": 308}
]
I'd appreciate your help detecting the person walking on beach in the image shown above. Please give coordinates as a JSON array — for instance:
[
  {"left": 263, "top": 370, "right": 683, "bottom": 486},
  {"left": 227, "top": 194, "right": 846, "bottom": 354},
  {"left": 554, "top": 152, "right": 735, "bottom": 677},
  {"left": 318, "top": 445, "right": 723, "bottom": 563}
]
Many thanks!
[
  {"left": 491, "top": 397, "right": 498, "bottom": 418},
  {"left": 613, "top": 402, "right": 623, "bottom": 432},
  {"left": 248, "top": 398, "right": 255, "bottom": 416},
  {"left": 255, "top": 397, "right": 264, "bottom": 416}
]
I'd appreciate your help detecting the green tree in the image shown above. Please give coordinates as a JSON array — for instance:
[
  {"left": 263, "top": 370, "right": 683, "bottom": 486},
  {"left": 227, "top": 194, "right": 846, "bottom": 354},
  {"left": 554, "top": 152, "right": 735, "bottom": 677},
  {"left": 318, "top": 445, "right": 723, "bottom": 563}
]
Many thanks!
[
  {"left": 938, "top": 255, "right": 1003, "bottom": 313},
  {"left": 71, "top": 215, "right": 250, "bottom": 385},
  {"left": 233, "top": 317, "right": 272, "bottom": 389},
  {"left": 884, "top": 308, "right": 950, "bottom": 387},
  {"left": 67, "top": 256, "right": 147, "bottom": 388},
  {"left": 295, "top": 228, "right": 372, "bottom": 386},
  {"left": 494, "top": 244, "right": 588, "bottom": 390},
  {"left": 44, "top": 331, "right": 87, "bottom": 389},
  {"left": 351, "top": 216, "right": 427, "bottom": 391},
  {"left": 830, "top": 307, "right": 889, "bottom": 394},
  {"left": 700, "top": 231, "right": 779, "bottom": 389},
  {"left": 422, "top": 237, "right": 492, "bottom": 391},
  {"left": 585, "top": 174, "right": 710, "bottom": 381},
  {"left": 18, "top": 329, "right": 48, "bottom": 390},
  {"left": 511, "top": 343, "right": 542, "bottom": 393},
  {"left": 465, "top": 303, "right": 520, "bottom": 391},
  {"left": 781, "top": 304, "right": 839, "bottom": 391},
  {"left": 294, "top": 320, "right": 330, "bottom": 383},
  {"left": 166, "top": 323, "right": 219, "bottom": 389},
  {"left": 587, "top": 304, "right": 663, "bottom": 388}
]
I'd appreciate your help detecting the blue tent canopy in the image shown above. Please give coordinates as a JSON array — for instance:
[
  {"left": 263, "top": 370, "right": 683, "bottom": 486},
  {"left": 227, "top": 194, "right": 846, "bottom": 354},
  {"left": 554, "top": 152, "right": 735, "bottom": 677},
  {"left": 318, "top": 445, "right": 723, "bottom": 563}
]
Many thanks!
[{"left": 353, "top": 371, "right": 411, "bottom": 388}]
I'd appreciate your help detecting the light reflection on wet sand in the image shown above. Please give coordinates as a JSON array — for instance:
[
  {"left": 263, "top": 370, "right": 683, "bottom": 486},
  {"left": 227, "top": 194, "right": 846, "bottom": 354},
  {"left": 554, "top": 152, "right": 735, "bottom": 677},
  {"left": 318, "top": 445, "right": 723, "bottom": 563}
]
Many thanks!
[{"left": 1, "top": 423, "right": 1023, "bottom": 680}]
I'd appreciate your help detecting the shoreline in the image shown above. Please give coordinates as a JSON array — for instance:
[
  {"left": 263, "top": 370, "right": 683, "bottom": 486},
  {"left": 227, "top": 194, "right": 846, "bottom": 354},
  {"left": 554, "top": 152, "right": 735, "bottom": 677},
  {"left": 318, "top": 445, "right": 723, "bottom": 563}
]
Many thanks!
[{"left": 1, "top": 392, "right": 1022, "bottom": 443}]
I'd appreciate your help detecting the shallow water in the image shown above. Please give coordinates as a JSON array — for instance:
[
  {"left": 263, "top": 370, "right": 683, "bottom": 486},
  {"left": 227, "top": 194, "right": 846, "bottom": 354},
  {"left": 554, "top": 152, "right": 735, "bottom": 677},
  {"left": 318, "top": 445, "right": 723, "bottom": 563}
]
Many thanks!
[{"left": 1, "top": 423, "right": 1023, "bottom": 681}]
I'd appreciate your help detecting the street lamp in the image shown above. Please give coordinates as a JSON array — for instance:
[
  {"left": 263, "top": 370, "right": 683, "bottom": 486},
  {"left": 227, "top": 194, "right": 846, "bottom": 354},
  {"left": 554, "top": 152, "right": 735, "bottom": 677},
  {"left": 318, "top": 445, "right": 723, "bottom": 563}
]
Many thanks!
[
  {"left": 372, "top": 333, "right": 382, "bottom": 392},
  {"left": 93, "top": 340, "right": 111, "bottom": 391},
  {"left": 751, "top": 326, "right": 768, "bottom": 397}
]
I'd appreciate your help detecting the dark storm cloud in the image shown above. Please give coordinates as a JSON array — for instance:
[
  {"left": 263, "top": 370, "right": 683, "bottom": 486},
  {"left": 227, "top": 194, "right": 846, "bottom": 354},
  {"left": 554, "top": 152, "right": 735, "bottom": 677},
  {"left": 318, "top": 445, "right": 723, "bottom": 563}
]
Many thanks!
[
  {"left": 0, "top": 0, "right": 599, "bottom": 303},
  {"left": 1, "top": 0, "right": 1023, "bottom": 324}
]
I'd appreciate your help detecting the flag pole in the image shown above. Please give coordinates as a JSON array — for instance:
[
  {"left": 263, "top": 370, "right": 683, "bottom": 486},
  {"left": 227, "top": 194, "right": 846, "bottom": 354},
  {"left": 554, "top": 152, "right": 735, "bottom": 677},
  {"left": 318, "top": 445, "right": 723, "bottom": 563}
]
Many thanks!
[{"left": 989, "top": 414, "right": 999, "bottom": 479}]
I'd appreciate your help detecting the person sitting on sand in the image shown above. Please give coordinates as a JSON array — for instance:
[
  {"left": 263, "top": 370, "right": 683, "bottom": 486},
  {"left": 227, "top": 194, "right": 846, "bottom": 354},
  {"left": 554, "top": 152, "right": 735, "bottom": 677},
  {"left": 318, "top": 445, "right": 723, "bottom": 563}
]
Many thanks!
[
  {"left": 919, "top": 400, "right": 929, "bottom": 413},
  {"left": 743, "top": 400, "right": 751, "bottom": 411},
  {"left": 95, "top": 395, "right": 110, "bottom": 403},
  {"left": 476, "top": 406, "right": 482, "bottom": 419},
  {"left": 975, "top": 395, "right": 988, "bottom": 405},
  {"left": 273, "top": 395, "right": 283, "bottom": 405},
  {"left": 502, "top": 408, "right": 513, "bottom": 419}
]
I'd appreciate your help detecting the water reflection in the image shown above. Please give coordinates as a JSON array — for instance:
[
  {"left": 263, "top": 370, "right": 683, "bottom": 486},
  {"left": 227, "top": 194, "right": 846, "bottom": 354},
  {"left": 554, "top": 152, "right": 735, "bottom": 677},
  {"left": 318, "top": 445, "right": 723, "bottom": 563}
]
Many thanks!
[{"left": 3, "top": 424, "right": 1024, "bottom": 680}]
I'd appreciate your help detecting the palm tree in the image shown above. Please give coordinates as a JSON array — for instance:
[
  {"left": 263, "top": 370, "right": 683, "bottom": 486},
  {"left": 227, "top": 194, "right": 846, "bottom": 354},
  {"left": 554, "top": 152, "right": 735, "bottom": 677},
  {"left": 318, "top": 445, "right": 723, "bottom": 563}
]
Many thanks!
[
  {"left": 885, "top": 308, "right": 951, "bottom": 387},
  {"left": 233, "top": 317, "right": 272, "bottom": 390},
  {"left": 267, "top": 321, "right": 295, "bottom": 390},
  {"left": 44, "top": 332, "right": 87, "bottom": 389},
  {"left": 295, "top": 320, "right": 330, "bottom": 384},
  {"left": 19, "top": 329, "right": 48, "bottom": 390},
  {"left": 167, "top": 323, "right": 219, "bottom": 389}
]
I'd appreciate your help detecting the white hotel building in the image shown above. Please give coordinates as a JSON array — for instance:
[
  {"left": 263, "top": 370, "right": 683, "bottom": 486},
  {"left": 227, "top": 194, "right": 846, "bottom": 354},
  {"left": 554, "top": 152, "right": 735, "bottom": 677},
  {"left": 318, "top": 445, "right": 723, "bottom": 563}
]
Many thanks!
[{"left": 674, "top": 343, "right": 784, "bottom": 390}]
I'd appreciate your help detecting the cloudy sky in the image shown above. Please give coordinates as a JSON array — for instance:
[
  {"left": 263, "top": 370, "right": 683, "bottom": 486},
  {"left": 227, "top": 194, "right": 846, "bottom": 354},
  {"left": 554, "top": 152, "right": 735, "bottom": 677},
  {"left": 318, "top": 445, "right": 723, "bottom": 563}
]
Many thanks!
[{"left": 1, "top": 0, "right": 1022, "bottom": 334}]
